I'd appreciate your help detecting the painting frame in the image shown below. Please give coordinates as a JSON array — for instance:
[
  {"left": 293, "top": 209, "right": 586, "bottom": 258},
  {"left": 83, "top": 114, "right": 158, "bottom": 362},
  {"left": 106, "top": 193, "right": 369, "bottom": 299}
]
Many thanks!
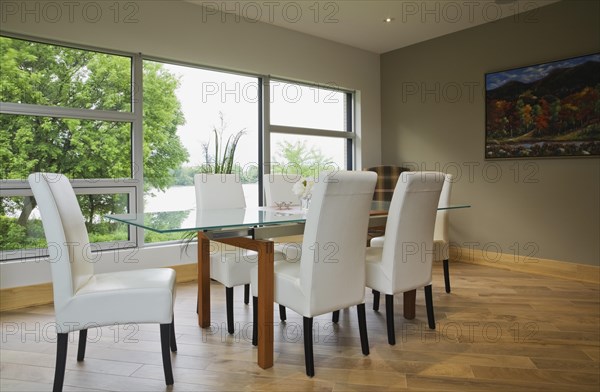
[{"left": 484, "top": 52, "right": 600, "bottom": 160}]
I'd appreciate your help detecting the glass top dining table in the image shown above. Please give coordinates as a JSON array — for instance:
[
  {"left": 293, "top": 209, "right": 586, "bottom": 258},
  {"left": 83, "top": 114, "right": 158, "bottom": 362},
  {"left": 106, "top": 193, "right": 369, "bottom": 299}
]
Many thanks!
[
  {"left": 106, "top": 202, "right": 470, "bottom": 234},
  {"left": 105, "top": 202, "right": 470, "bottom": 370}
]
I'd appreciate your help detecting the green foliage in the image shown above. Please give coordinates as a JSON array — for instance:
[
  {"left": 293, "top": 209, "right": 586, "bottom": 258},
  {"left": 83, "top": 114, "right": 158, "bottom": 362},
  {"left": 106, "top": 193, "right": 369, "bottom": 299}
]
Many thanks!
[
  {"left": 143, "top": 210, "right": 190, "bottom": 244},
  {"left": 170, "top": 166, "right": 197, "bottom": 186},
  {"left": 142, "top": 61, "right": 189, "bottom": 190},
  {"left": 1, "top": 37, "right": 187, "bottom": 184},
  {"left": 86, "top": 224, "right": 129, "bottom": 243},
  {"left": 233, "top": 163, "right": 258, "bottom": 184},
  {"left": 144, "top": 231, "right": 188, "bottom": 244},
  {"left": 272, "top": 140, "right": 335, "bottom": 177},
  {"left": 0, "top": 215, "right": 46, "bottom": 251},
  {"left": 0, "top": 37, "right": 189, "bottom": 250},
  {"left": 172, "top": 163, "right": 257, "bottom": 186}
]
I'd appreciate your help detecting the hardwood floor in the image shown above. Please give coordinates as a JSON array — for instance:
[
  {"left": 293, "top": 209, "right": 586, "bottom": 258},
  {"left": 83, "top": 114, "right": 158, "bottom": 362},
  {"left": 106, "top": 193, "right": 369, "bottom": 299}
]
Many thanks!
[{"left": 1, "top": 262, "right": 598, "bottom": 391}]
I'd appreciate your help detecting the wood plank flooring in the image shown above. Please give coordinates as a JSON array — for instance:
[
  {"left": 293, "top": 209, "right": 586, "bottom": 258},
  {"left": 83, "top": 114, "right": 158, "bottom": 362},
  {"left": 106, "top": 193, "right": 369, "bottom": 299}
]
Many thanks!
[{"left": 1, "top": 262, "right": 598, "bottom": 391}]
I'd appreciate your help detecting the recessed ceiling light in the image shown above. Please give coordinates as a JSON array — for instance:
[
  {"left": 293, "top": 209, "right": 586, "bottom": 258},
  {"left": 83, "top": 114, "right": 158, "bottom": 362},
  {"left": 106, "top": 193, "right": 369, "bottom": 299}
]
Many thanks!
[{"left": 383, "top": 17, "right": 395, "bottom": 23}]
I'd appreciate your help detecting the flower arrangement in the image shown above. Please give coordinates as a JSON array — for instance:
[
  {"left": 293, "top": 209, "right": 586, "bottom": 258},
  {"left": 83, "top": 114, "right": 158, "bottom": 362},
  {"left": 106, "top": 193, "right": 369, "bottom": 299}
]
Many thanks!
[{"left": 292, "top": 178, "right": 314, "bottom": 199}]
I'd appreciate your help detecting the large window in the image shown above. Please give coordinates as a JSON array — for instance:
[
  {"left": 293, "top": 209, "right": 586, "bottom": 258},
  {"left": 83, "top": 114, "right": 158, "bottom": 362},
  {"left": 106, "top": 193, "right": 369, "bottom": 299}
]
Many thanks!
[
  {"left": 0, "top": 36, "right": 138, "bottom": 260},
  {"left": 0, "top": 35, "right": 355, "bottom": 261},
  {"left": 142, "top": 60, "right": 259, "bottom": 243},
  {"left": 268, "top": 80, "right": 353, "bottom": 177}
]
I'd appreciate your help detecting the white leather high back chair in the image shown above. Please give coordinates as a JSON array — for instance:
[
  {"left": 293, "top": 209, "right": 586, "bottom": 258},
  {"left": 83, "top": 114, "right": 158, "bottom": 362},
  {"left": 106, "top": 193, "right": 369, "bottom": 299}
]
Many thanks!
[
  {"left": 263, "top": 173, "right": 303, "bottom": 323},
  {"left": 263, "top": 172, "right": 303, "bottom": 282},
  {"left": 194, "top": 173, "right": 246, "bottom": 335},
  {"left": 434, "top": 173, "right": 453, "bottom": 292},
  {"left": 263, "top": 173, "right": 301, "bottom": 206},
  {"left": 251, "top": 171, "right": 377, "bottom": 376},
  {"left": 371, "top": 173, "right": 454, "bottom": 293},
  {"left": 28, "top": 173, "right": 177, "bottom": 392},
  {"left": 194, "top": 173, "right": 284, "bottom": 334},
  {"left": 195, "top": 173, "right": 246, "bottom": 210},
  {"left": 366, "top": 171, "right": 443, "bottom": 345}
]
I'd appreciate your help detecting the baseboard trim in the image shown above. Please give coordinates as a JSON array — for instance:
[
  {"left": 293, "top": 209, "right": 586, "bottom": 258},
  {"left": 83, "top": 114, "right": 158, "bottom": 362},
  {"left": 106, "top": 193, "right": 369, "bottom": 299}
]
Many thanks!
[
  {"left": 0, "top": 263, "right": 198, "bottom": 312},
  {"left": 172, "top": 262, "right": 198, "bottom": 283},
  {"left": 0, "top": 282, "right": 54, "bottom": 312},
  {"left": 451, "top": 247, "right": 600, "bottom": 284}
]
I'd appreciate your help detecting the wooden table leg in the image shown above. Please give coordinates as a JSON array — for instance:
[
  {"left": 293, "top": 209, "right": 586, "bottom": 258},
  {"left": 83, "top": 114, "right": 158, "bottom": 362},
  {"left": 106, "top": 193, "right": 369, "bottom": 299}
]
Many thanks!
[
  {"left": 256, "top": 240, "right": 275, "bottom": 369},
  {"left": 197, "top": 232, "right": 211, "bottom": 328},
  {"left": 216, "top": 236, "right": 275, "bottom": 369},
  {"left": 403, "top": 289, "right": 416, "bottom": 319}
]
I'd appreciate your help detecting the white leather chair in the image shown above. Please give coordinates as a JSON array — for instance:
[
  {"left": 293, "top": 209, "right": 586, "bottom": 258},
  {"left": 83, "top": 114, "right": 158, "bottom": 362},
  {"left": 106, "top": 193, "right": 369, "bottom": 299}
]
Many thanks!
[
  {"left": 194, "top": 173, "right": 285, "bottom": 334},
  {"left": 262, "top": 173, "right": 304, "bottom": 321},
  {"left": 28, "top": 173, "right": 176, "bottom": 392},
  {"left": 263, "top": 172, "right": 303, "bottom": 257},
  {"left": 263, "top": 173, "right": 301, "bottom": 206},
  {"left": 371, "top": 173, "right": 453, "bottom": 293},
  {"left": 366, "top": 171, "right": 444, "bottom": 345},
  {"left": 251, "top": 171, "right": 377, "bottom": 376}
]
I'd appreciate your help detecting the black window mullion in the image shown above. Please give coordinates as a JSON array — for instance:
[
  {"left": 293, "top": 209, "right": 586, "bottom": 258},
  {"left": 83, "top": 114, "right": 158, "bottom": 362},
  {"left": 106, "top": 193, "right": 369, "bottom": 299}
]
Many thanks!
[{"left": 346, "top": 92, "right": 354, "bottom": 170}]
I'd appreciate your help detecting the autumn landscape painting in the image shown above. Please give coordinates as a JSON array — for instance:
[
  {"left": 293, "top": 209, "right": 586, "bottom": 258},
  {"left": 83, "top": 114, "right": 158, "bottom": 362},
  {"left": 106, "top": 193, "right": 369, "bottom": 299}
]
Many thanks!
[{"left": 485, "top": 53, "right": 600, "bottom": 159}]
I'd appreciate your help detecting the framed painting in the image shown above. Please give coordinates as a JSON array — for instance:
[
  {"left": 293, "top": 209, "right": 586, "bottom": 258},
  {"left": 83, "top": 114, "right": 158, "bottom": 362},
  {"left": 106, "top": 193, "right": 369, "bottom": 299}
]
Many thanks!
[{"left": 485, "top": 53, "right": 600, "bottom": 159}]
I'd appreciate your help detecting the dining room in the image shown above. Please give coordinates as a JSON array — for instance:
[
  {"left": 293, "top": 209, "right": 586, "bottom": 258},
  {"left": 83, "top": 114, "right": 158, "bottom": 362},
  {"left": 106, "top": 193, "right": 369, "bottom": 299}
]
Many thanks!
[{"left": 0, "top": 1, "right": 598, "bottom": 391}]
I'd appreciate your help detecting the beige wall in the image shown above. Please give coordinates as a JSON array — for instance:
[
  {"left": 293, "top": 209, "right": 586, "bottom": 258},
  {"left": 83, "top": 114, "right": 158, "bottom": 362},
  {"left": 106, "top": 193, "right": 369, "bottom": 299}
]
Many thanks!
[{"left": 381, "top": 0, "right": 600, "bottom": 265}]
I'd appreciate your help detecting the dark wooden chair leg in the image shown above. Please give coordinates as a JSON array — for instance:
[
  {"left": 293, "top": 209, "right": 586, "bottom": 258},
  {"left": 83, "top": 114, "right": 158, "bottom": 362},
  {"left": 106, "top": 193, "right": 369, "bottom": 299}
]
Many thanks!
[
  {"left": 332, "top": 310, "right": 340, "bottom": 323},
  {"left": 424, "top": 285, "right": 436, "bottom": 330},
  {"left": 279, "top": 305, "right": 287, "bottom": 322},
  {"left": 357, "top": 304, "right": 369, "bottom": 355},
  {"left": 303, "top": 316, "right": 315, "bottom": 377},
  {"left": 403, "top": 290, "right": 416, "bottom": 319},
  {"left": 443, "top": 259, "right": 451, "bottom": 293},
  {"left": 244, "top": 284, "right": 250, "bottom": 304},
  {"left": 170, "top": 316, "right": 177, "bottom": 352},
  {"left": 372, "top": 289, "right": 380, "bottom": 311},
  {"left": 252, "top": 296, "right": 258, "bottom": 346},
  {"left": 53, "top": 333, "right": 68, "bottom": 392},
  {"left": 226, "top": 287, "right": 234, "bottom": 334},
  {"left": 160, "top": 324, "right": 174, "bottom": 385},
  {"left": 77, "top": 329, "right": 87, "bottom": 362},
  {"left": 385, "top": 294, "right": 396, "bottom": 345}
]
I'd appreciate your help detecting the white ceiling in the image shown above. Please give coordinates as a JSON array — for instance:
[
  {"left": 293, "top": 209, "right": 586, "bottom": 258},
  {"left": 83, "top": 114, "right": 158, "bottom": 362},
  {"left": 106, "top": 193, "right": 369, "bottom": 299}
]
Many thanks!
[{"left": 187, "top": 0, "right": 559, "bottom": 53}]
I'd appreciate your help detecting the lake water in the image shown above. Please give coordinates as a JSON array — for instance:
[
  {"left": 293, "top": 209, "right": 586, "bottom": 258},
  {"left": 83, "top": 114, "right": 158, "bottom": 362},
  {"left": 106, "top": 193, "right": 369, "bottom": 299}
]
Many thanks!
[{"left": 145, "top": 184, "right": 259, "bottom": 212}]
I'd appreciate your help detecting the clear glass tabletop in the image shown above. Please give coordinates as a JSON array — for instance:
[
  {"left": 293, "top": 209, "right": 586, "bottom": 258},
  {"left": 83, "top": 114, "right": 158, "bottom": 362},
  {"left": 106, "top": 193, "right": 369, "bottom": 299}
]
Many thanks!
[
  {"left": 106, "top": 207, "right": 307, "bottom": 234},
  {"left": 105, "top": 203, "right": 470, "bottom": 234},
  {"left": 370, "top": 201, "right": 470, "bottom": 212}
]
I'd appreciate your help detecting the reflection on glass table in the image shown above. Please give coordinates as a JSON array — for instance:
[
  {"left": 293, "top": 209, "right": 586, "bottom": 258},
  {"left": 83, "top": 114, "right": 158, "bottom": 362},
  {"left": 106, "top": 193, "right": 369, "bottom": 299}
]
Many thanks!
[{"left": 106, "top": 203, "right": 470, "bottom": 234}]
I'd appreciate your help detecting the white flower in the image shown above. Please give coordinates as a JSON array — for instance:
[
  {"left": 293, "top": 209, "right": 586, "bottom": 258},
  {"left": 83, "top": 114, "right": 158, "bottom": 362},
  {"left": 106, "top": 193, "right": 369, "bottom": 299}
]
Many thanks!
[{"left": 292, "top": 178, "right": 314, "bottom": 199}]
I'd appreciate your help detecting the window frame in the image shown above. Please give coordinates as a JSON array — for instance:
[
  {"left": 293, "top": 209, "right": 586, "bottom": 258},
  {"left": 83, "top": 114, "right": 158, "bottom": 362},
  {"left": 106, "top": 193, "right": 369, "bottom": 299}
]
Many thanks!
[
  {"left": 0, "top": 33, "right": 142, "bottom": 256},
  {"left": 264, "top": 77, "right": 355, "bottom": 179},
  {"left": 0, "top": 184, "right": 138, "bottom": 261},
  {"left": 0, "top": 34, "right": 357, "bottom": 260}
]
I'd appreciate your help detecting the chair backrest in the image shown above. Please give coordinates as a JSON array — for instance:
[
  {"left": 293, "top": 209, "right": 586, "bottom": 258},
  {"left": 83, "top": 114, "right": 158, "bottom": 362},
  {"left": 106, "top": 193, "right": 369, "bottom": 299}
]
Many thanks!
[
  {"left": 28, "top": 173, "right": 94, "bottom": 311},
  {"left": 433, "top": 174, "right": 453, "bottom": 243},
  {"left": 263, "top": 173, "right": 301, "bottom": 206},
  {"left": 194, "top": 174, "right": 246, "bottom": 209},
  {"left": 299, "top": 171, "right": 377, "bottom": 317},
  {"left": 366, "top": 165, "right": 410, "bottom": 201},
  {"left": 381, "top": 171, "right": 444, "bottom": 292}
]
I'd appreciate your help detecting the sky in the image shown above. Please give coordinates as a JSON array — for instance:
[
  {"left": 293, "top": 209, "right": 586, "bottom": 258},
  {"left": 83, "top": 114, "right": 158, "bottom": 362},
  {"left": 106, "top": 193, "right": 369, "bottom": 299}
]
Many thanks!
[
  {"left": 156, "top": 62, "right": 348, "bottom": 172},
  {"left": 485, "top": 53, "right": 600, "bottom": 91}
]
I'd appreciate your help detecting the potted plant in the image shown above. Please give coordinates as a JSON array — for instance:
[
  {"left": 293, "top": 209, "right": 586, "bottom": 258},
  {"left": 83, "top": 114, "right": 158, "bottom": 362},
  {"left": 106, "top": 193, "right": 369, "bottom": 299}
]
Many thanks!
[{"left": 200, "top": 111, "right": 245, "bottom": 174}]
